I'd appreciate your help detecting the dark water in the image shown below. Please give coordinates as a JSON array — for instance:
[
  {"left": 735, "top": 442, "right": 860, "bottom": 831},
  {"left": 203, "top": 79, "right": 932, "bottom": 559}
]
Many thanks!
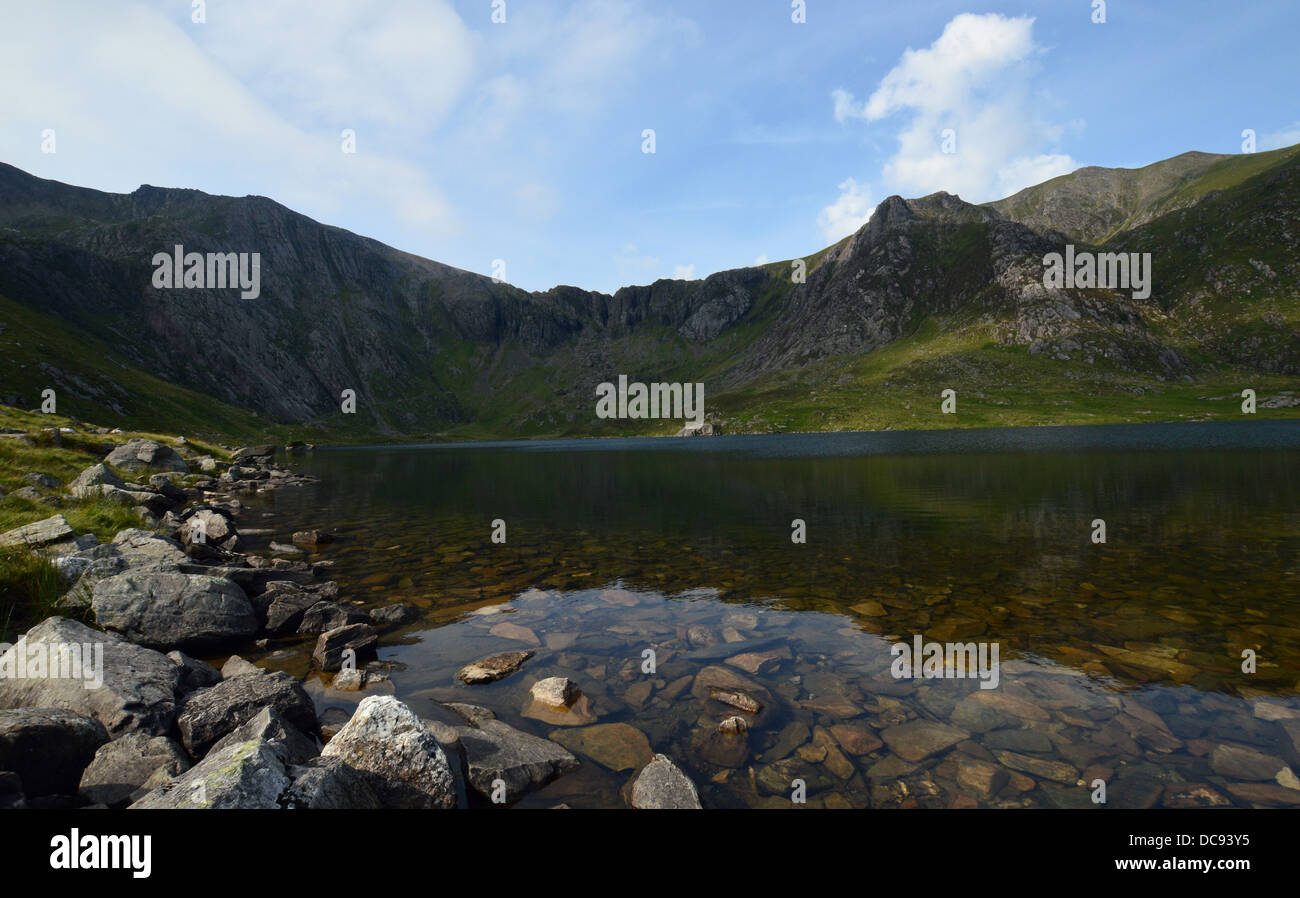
[{"left": 246, "top": 421, "right": 1300, "bottom": 808}]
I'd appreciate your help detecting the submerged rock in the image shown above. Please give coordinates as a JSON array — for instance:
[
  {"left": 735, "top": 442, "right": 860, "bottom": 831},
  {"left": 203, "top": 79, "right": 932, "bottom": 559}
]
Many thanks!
[
  {"left": 881, "top": 721, "right": 969, "bottom": 762},
  {"left": 457, "top": 650, "right": 534, "bottom": 685},
  {"left": 549, "top": 723, "right": 653, "bottom": 772},
  {"left": 447, "top": 702, "right": 580, "bottom": 804}
]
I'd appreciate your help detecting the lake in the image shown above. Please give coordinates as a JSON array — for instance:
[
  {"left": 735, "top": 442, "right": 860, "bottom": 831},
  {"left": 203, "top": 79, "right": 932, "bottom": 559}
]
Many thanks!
[{"left": 241, "top": 420, "right": 1300, "bottom": 808}]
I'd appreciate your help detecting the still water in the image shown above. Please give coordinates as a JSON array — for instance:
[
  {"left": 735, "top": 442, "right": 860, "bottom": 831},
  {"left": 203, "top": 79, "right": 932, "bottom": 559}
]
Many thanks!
[{"left": 245, "top": 421, "right": 1300, "bottom": 808}]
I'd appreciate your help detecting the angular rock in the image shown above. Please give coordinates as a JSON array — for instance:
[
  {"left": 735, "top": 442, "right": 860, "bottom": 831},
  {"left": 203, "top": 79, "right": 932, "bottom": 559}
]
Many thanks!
[
  {"left": 92, "top": 570, "right": 257, "bottom": 650},
  {"left": 78, "top": 733, "right": 189, "bottom": 807},
  {"left": 0, "top": 707, "right": 108, "bottom": 797},
  {"left": 104, "top": 439, "right": 188, "bottom": 473},
  {"left": 167, "top": 650, "right": 222, "bottom": 694},
  {"left": 631, "top": 754, "right": 702, "bottom": 809},
  {"left": 0, "top": 514, "right": 74, "bottom": 549},
  {"left": 1210, "top": 743, "right": 1288, "bottom": 781},
  {"left": 448, "top": 706, "right": 580, "bottom": 804},
  {"left": 68, "top": 464, "right": 126, "bottom": 498},
  {"left": 282, "top": 756, "right": 380, "bottom": 809},
  {"left": 0, "top": 617, "right": 180, "bottom": 737},
  {"left": 130, "top": 737, "right": 288, "bottom": 808},
  {"left": 297, "top": 600, "right": 369, "bottom": 634},
  {"left": 369, "top": 603, "right": 413, "bottom": 627},
  {"left": 312, "top": 623, "right": 378, "bottom": 672},
  {"left": 208, "top": 706, "right": 319, "bottom": 767},
  {"left": 177, "top": 670, "right": 319, "bottom": 757},
  {"left": 320, "top": 696, "right": 456, "bottom": 809}
]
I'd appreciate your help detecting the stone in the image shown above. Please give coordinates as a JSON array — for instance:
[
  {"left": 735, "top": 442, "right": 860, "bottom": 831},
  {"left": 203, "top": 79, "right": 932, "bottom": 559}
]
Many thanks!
[
  {"left": 92, "top": 570, "right": 257, "bottom": 650},
  {"left": 0, "top": 707, "right": 108, "bottom": 797},
  {"left": 489, "top": 621, "right": 540, "bottom": 645},
  {"left": 631, "top": 754, "right": 702, "bottom": 809},
  {"left": 104, "top": 439, "right": 188, "bottom": 473},
  {"left": 828, "top": 722, "right": 883, "bottom": 756},
  {"left": 692, "top": 665, "right": 770, "bottom": 720},
  {"left": 221, "top": 655, "right": 261, "bottom": 678},
  {"left": 110, "top": 529, "right": 188, "bottom": 569},
  {"left": 297, "top": 601, "right": 369, "bottom": 634},
  {"left": 0, "top": 514, "right": 74, "bottom": 549},
  {"left": 694, "top": 726, "right": 749, "bottom": 768},
  {"left": 282, "top": 756, "right": 380, "bottom": 809},
  {"left": 130, "top": 737, "right": 289, "bottom": 808},
  {"left": 530, "top": 677, "right": 579, "bottom": 708},
  {"left": 333, "top": 669, "right": 364, "bottom": 691},
  {"left": 68, "top": 464, "right": 126, "bottom": 498},
  {"left": 1210, "top": 743, "right": 1288, "bottom": 781},
  {"left": 369, "top": 603, "right": 413, "bottom": 627},
  {"left": 993, "top": 750, "right": 1078, "bottom": 784},
  {"left": 258, "top": 581, "right": 339, "bottom": 635},
  {"left": 78, "top": 733, "right": 189, "bottom": 807},
  {"left": 312, "top": 623, "right": 378, "bottom": 672},
  {"left": 457, "top": 650, "right": 534, "bottom": 684},
  {"left": 320, "top": 696, "right": 456, "bottom": 809},
  {"left": 0, "top": 617, "right": 180, "bottom": 737},
  {"left": 954, "top": 757, "right": 1009, "bottom": 800},
  {"left": 549, "top": 723, "right": 653, "bottom": 772},
  {"left": 881, "top": 721, "right": 969, "bottom": 762},
  {"left": 176, "top": 670, "right": 319, "bottom": 757},
  {"left": 447, "top": 706, "right": 580, "bottom": 803},
  {"left": 725, "top": 644, "right": 792, "bottom": 675},
  {"left": 291, "top": 530, "right": 333, "bottom": 547}
]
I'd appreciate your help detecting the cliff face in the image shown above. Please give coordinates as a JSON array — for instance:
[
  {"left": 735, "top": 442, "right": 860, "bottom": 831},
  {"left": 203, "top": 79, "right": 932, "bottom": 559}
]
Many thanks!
[{"left": 0, "top": 143, "right": 1296, "bottom": 437}]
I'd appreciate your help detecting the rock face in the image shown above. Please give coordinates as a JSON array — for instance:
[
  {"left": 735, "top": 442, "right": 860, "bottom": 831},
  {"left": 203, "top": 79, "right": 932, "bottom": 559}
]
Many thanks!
[
  {"left": 78, "top": 733, "right": 190, "bottom": 807},
  {"left": 321, "top": 696, "right": 456, "bottom": 809},
  {"left": 103, "top": 439, "right": 188, "bottom": 473},
  {"left": 176, "top": 671, "right": 319, "bottom": 757},
  {"left": 0, "top": 617, "right": 180, "bottom": 737},
  {"left": 0, "top": 707, "right": 109, "bottom": 797},
  {"left": 130, "top": 737, "right": 290, "bottom": 809},
  {"left": 456, "top": 650, "right": 534, "bottom": 684},
  {"left": 92, "top": 570, "right": 258, "bottom": 650},
  {"left": 630, "top": 754, "right": 702, "bottom": 809},
  {"left": 446, "top": 703, "right": 580, "bottom": 803}
]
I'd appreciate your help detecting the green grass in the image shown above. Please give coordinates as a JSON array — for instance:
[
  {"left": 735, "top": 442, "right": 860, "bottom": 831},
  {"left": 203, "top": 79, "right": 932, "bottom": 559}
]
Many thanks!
[{"left": 0, "top": 545, "right": 60, "bottom": 643}]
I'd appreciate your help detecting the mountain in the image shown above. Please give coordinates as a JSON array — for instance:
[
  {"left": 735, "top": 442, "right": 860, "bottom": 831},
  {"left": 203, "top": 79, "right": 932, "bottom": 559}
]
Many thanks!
[{"left": 0, "top": 144, "right": 1297, "bottom": 441}]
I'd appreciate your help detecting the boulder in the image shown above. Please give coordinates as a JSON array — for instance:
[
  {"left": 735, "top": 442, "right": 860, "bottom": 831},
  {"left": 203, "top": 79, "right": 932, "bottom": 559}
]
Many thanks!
[
  {"left": 129, "top": 736, "right": 289, "bottom": 809},
  {"left": 176, "top": 670, "right": 318, "bottom": 757},
  {"left": 0, "top": 707, "right": 108, "bottom": 797},
  {"left": 282, "top": 756, "right": 381, "bottom": 809},
  {"left": 446, "top": 703, "right": 579, "bottom": 803},
  {"left": 207, "top": 706, "right": 319, "bottom": 767},
  {"left": 259, "top": 581, "right": 340, "bottom": 635},
  {"left": 297, "top": 600, "right": 369, "bottom": 634},
  {"left": 103, "top": 439, "right": 188, "bottom": 473},
  {"left": 0, "top": 617, "right": 180, "bottom": 737},
  {"left": 69, "top": 462, "right": 126, "bottom": 497},
  {"left": 548, "top": 723, "right": 653, "bottom": 772},
  {"left": 631, "top": 754, "right": 702, "bottom": 809},
  {"left": 370, "top": 603, "right": 414, "bottom": 627},
  {"left": 110, "top": 529, "right": 188, "bottom": 569},
  {"left": 231, "top": 445, "right": 275, "bottom": 462},
  {"left": 221, "top": 655, "right": 261, "bottom": 678},
  {"left": 321, "top": 696, "right": 456, "bottom": 809},
  {"left": 78, "top": 733, "right": 189, "bottom": 807},
  {"left": 92, "top": 570, "right": 257, "bottom": 650}
]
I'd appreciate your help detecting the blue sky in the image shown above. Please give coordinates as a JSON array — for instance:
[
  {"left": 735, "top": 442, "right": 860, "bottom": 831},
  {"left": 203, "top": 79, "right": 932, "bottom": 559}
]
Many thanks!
[{"left": 2, "top": 0, "right": 1297, "bottom": 293}]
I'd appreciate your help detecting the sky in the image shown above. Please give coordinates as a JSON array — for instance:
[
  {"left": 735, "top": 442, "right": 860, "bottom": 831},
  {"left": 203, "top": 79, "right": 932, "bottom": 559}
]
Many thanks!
[{"left": 1, "top": 0, "right": 1297, "bottom": 294}]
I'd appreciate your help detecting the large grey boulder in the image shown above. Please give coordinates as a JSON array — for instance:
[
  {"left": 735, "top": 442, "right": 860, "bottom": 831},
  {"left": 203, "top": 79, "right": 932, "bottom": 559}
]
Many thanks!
[
  {"left": 630, "top": 753, "right": 702, "bottom": 809},
  {"left": 78, "top": 733, "right": 189, "bottom": 807},
  {"left": 258, "top": 581, "right": 339, "bottom": 635},
  {"left": 321, "top": 696, "right": 456, "bottom": 809},
  {"left": 103, "top": 439, "right": 188, "bottom": 473},
  {"left": 176, "top": 671, "right": 318, "bottom": 758},
  {"left": 0, "top": 707, "right": 109, "bottom": 797},
  {"left": 129, "top": 737, "right": 288, "bottom": 809},
  {"left": 0, "top": 617, "right": 180, "bottom": 737},
  {"left": 447, "top": 702, "right": 580, "bottom": 804},
  {"left": 91, "top": 570, "right": 257, "bottom": 650}
]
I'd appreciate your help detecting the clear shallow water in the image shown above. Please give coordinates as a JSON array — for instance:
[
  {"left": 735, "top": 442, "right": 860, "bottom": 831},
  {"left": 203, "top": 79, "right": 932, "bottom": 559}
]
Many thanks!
[{"left": 243, "top": 421, "right": 1300, "bottom": 808}]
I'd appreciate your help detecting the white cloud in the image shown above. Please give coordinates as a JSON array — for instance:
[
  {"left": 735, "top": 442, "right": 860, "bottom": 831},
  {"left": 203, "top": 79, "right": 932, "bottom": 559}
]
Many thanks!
[
  {"left": 817, "top": 178, "right": 874, "bottom": 243},
  {"left": 614, "top": 244, "right": 660, "bottom": 282},
  {"left": 1261, "top": 123, "right": 1300, "bottom": 150},
  {"left": 672, "top": 263, "right": 698, "bottom": 280},
  {"left": 754, "top": 254, "right": 769, "bottom": 265},
  {"left": 828, "top": 13, "right": 1077, "bottom": 205}
]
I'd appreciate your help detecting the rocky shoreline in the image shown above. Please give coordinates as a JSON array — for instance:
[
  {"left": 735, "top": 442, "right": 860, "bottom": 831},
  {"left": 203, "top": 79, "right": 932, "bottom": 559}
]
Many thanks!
[{"left": 0, "top": 436, "right": 702, "bottom": 809}]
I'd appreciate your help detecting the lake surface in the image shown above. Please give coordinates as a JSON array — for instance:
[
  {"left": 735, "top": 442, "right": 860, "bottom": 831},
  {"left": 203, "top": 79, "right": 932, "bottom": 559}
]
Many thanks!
[{"left": 243, "top": 421, "right": 1300, "bottom": 808}]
